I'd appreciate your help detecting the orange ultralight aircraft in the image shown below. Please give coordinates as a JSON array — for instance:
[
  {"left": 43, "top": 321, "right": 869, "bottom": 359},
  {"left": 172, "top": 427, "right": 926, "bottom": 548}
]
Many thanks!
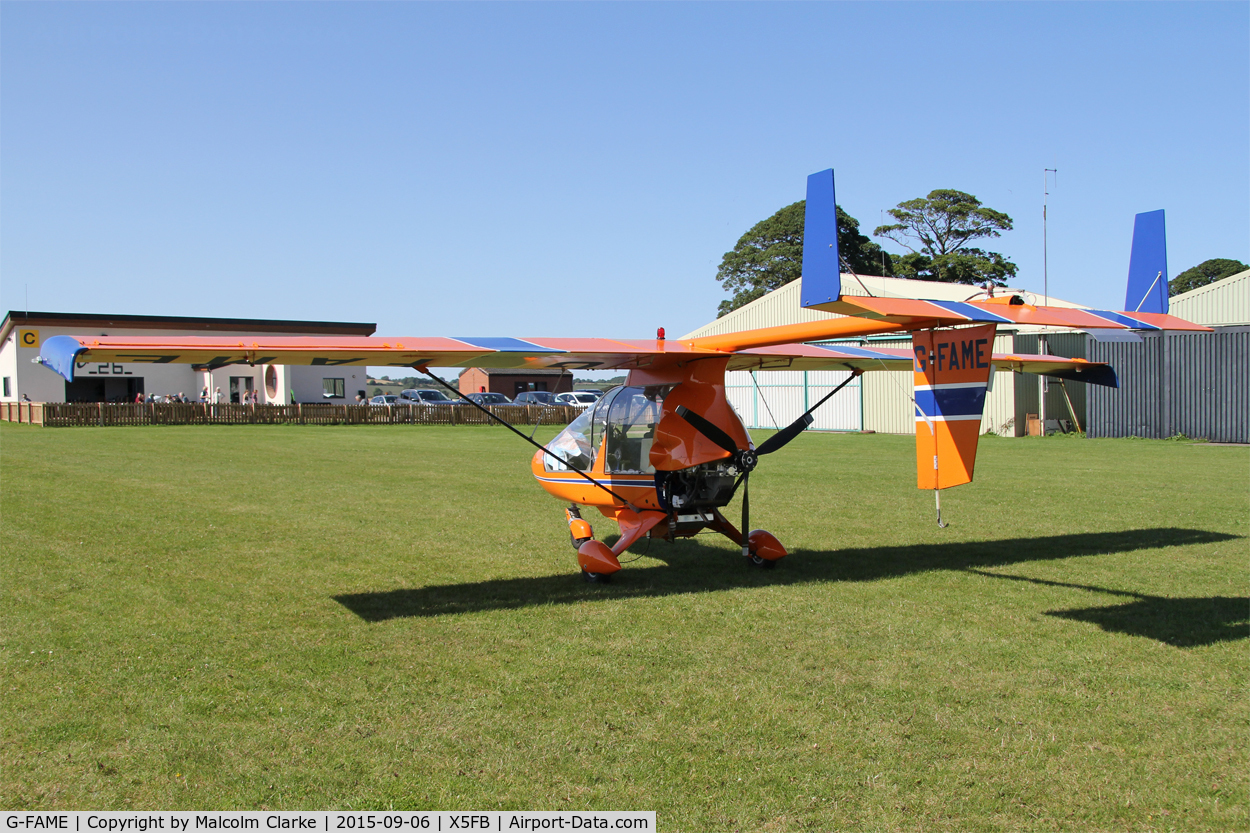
[{"left": 36, "top": 170, "right": 1210, "bottom": 581}]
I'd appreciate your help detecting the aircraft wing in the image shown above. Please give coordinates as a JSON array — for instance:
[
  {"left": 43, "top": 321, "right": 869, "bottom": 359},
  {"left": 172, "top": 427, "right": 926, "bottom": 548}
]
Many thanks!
[
  {"left": 36, "top": 334, "right": 735, "bottom": 381},
  {"left": 726, "top": 343, "right": 1119, "bottom": 386},
  {"left": 41, "top": 330, "right": 1119, "bottom": 387},
  {"left": 816, "top": 295, "right": 1209, "bottom": 333}
]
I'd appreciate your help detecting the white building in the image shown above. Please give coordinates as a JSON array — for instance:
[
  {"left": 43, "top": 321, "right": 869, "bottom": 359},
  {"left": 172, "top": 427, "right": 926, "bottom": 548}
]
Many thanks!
[
  {"left": 0, "top": 311, "right": 376, "bottom": 405},
  {"left": 1168, "top": 268, "right": 1250, "bottom": 327}
]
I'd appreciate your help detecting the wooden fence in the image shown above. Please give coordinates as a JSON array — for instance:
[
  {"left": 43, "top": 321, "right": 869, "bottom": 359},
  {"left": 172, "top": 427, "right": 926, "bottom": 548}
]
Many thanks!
[
  {"left": 0, "top": 402, "right": 45, "bottom": 425},
  {"left": 0, "top": 402, "right": 583, "bottom": 428}
]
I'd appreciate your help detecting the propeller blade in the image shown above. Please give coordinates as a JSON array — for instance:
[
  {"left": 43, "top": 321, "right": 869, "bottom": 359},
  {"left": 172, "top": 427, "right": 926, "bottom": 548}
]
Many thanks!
[
  {"left": 675, "top": 405, "right": 740, "bottom": 455},
  {"left": 740, "top": 472, "right": 751, "bottom": 558},
  {"left": 756, "top": 413, "right": 814, "bottom": 456}
]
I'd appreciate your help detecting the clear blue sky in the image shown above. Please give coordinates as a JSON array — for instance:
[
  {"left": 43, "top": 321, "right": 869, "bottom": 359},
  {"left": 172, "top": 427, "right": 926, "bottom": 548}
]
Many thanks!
[{"left": 3, "top": 2, "right": 1247, "bottom": 367}]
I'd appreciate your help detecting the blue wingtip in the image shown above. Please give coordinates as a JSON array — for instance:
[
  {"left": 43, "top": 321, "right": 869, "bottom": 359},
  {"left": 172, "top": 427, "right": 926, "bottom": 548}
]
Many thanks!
[
  {"left": 800, "top": 168, "right": 841, "bottom": 308},
  {"left": 37, "top": 335, "right": 87, "bottom": 381},
  {"left": 1124, "top": 209, "right": 1168, "bottom": 314}
]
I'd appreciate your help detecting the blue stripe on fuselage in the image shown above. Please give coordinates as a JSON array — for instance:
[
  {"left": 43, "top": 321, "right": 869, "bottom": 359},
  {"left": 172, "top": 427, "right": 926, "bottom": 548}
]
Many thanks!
[{"left": 914, "top": 385, "right": 987, "bottom": 419}]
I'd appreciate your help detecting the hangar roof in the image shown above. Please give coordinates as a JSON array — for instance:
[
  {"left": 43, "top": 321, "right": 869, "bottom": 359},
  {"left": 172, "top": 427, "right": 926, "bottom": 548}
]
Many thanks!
[{"left": 0, "top": 310, "right": 376, "bottom": 343}]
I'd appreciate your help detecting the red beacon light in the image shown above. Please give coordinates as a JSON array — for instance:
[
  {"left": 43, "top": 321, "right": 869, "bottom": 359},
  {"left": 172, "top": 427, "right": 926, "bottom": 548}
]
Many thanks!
[{"left": 657, "top": 327, "right": 666, "bottom": 340}]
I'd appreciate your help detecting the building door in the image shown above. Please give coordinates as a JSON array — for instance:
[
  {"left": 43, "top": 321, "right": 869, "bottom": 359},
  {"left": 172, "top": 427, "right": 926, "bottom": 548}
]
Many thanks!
[
  {"left": 229, "top": 376, "right": 254, "bottom": 403},
  {"left": 64, "top": 377, "right": 144, "bottom": 403}
]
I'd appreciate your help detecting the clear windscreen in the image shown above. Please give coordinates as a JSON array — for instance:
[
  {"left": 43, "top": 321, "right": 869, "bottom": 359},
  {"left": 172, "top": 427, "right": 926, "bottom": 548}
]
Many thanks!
[{"left": 544, "top": 407, "right": 595, "bottom": 472}]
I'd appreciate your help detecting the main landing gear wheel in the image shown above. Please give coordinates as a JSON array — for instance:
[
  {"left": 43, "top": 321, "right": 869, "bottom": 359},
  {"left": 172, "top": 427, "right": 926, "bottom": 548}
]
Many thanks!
[{"left": 581, "top": 569, "right": 612, "bottom": 584}]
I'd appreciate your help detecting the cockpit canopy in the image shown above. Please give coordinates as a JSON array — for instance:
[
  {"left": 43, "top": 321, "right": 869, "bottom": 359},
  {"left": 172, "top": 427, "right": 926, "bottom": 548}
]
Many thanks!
[{"left": 544, "top": 385, "right": 671, "bottom": 474}]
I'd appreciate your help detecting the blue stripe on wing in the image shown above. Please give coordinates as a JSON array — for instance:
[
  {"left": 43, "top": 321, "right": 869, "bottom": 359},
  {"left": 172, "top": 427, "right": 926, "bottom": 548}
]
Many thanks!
[
  {"left": 451, "top": 337, "right": 564, "bottom": 352},
  {"left": 1085, "top": 310, "right": 1161, "bottom": 330},
  {"left": 925, "top": 300, "right": 1013, "bottom": 323}
]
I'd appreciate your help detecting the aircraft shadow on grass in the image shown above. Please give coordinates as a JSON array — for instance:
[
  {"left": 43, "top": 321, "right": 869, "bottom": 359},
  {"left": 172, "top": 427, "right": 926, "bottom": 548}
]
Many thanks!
[
  {"left": 965, "top": 569, "right": 1249, "bottom": 648},
  {"left": 333, "top": 527, "right": 1245, "bottom": 647}
]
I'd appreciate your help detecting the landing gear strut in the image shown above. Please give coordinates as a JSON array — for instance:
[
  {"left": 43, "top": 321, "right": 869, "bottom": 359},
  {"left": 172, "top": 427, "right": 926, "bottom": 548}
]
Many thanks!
[{"left": 566, "top": 505, "right": 593, "bottom": 550}]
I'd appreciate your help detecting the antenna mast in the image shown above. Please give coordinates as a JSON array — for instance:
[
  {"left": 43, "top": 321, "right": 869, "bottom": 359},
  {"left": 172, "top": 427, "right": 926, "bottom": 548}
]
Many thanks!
[
  {"left": 1039, "top": 168, "right": 1058, "bottom": 435},
  {"left": 1043, "top": 169, "right": 1057, "bottom": 307}
]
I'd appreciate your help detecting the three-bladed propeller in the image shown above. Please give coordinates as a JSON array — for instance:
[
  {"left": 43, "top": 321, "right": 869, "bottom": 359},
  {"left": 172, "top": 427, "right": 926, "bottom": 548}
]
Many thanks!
[{"left": 674, "top": 405, "right": 813, "bottom": 560}]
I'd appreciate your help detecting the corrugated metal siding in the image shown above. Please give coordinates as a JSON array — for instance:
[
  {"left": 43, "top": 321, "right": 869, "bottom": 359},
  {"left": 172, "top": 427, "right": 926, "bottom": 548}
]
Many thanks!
[
  {"left": 861, "top": 334, "right": 915, "bottom": 434},
  {"left": 1087, "top": 333, "right": 1164, "bottom": 438},
  {"left": 725, "top": 369, "right": 861, "bottom": 431},
  {"left": 1087, "top": 326, "right": 1249, "bottom": 442},
  {"left": 1014, "top": 333, "right": 1088, "bottom": 434},
  {"left": 806, "top": 370, "right": 863, "bottom": 430},
  {"left": 1169, "top": 269, "right": 1249, "bottom": 327},
  {"left": 692, "top": 281, "right": 832, "bottom": 338},
  {"left": 984, "top": 332, "right": 1017, "bottom": 436},
  {"left": 862, "top": 366, "right": 914, "bottom": 434},
  {"left": 983, "top": 364, "right": 1017, "bottom": 436}
]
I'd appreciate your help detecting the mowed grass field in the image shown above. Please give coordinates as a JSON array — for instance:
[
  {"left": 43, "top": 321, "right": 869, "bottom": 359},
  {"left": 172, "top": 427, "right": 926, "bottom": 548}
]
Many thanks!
[{"left": 1, "top": 422, "right": 1246, "bottom": 830}]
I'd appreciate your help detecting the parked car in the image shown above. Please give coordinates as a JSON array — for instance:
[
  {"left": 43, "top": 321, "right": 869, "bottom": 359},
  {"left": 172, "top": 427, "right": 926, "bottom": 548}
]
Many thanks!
[
  {"left": 370, "top": 395, "right": 400, "bottom": 406},
  {"left": 464, "top": 392, "right": 512, "bottom": 406},
  {"left": 513, "top": 391, "right": 556, "bottom": 405},
  {"left": 399, "top": 388, "right": 457, "bottom": 405},
  {"left": 573, "top": 389, "right": 605, "bottom": 400},
  {"left": 556, "top": 391, "right": 599, "bottom": 409}
]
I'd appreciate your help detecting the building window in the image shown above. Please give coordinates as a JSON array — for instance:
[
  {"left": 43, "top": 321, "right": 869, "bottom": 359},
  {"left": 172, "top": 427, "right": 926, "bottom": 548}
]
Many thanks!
[
  {"left": 2, "top": 377, "right": 9, "bottom": 397},
  {"left": 323, "top": 378, "right": 345, "bottom": 399}
]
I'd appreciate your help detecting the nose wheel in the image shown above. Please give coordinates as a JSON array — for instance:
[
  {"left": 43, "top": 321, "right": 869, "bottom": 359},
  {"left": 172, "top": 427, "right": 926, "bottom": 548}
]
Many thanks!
[{"left": 744, "top": 529, "right": 786, "bottom": 569}]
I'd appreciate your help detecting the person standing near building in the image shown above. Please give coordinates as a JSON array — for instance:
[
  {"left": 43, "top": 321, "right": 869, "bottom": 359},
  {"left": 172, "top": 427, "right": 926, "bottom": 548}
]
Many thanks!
[{"left": 213, "top": 386, "right": 222, "bottom": 404}]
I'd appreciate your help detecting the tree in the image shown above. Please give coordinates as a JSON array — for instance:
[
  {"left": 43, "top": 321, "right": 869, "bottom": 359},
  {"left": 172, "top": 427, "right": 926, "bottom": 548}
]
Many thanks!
[
  {"left": 715, "top": 202, "right": 892, "bottom": 317},
  {"left": 1168, "top": 258, "right": 1248, "bottom": 296},
  {"left": 873, "top": 190, "right": 1017, "bottom": 285}
]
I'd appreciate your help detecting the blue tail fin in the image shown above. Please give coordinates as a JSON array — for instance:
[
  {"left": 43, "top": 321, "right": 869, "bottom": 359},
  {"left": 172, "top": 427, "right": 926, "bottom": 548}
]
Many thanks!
[
  {"left": 1124, "top": 209, "right": 1168, "bottom": 314},
  {"left": 800, "top": 168, "right": 841, "bottom": 308}
]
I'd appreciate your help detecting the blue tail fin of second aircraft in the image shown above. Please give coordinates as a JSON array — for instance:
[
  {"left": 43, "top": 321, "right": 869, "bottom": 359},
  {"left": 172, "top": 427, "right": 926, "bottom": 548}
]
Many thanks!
[
  {"left": 800, "top": 168, "right": 841, "bottom": 308},
  {"left": 1124, "top": 209, "right": 1168, "bottom": 314}
]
